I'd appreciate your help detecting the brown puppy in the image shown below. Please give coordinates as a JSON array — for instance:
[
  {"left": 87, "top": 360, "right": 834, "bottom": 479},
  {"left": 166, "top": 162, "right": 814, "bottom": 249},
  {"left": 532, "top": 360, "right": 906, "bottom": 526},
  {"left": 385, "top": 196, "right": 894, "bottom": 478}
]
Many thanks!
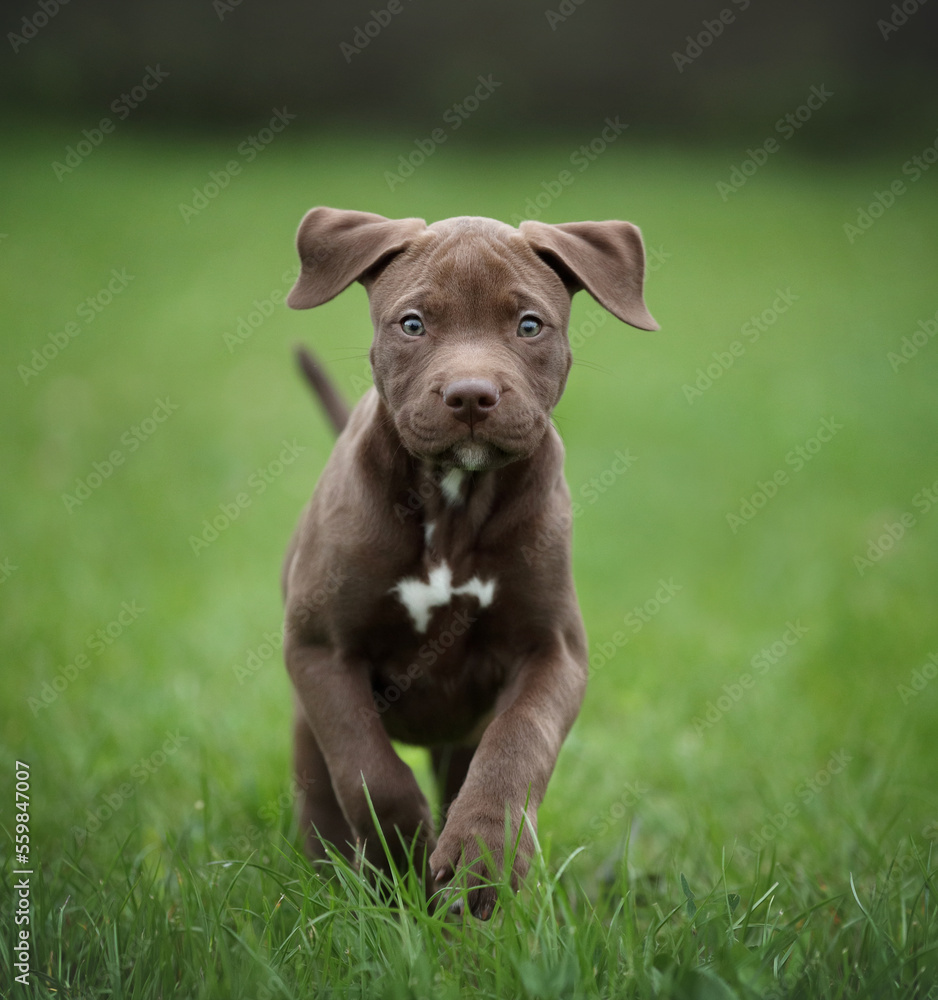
[{"left": 282, "top": 208, "right": 657, "bottom": 918}]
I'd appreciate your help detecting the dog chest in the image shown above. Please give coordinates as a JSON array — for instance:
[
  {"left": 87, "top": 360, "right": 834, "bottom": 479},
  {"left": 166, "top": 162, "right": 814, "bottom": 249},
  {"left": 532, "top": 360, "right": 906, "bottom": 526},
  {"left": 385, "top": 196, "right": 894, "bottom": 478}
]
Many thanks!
[{"left": 366, "top": 615, "right": 505, "bottom": 746}]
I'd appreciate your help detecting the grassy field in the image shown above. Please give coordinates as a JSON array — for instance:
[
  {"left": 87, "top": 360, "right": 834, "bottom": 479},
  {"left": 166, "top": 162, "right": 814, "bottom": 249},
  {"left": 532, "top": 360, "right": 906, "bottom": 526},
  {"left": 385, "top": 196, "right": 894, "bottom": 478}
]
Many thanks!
[{"left": 2, "top": 121, "right": 937, "bottom": 998}]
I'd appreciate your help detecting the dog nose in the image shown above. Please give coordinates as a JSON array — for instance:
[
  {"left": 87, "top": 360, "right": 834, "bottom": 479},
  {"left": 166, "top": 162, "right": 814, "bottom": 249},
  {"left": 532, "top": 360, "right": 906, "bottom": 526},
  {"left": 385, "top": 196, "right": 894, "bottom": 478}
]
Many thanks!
[{"left": 442, "top": 378, "right": 500, "bottom": 425}]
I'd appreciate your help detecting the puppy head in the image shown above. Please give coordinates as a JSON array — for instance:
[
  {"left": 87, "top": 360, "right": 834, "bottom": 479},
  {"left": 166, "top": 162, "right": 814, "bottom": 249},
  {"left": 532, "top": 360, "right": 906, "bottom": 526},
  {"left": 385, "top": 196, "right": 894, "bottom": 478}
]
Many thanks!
[{"left": 288, "top": 207, "right": 657, "bottom": 471}]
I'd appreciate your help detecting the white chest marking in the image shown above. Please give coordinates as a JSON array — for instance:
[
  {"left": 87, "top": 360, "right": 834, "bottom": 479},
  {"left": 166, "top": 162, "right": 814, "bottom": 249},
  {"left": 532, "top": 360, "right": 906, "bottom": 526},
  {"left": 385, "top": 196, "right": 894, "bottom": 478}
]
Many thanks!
[
  {"left": 390, "top": 559, "right": 495, "bottom": 633},
  {"left": 440, "top": 468, "right": 466, "bottom": 506}
]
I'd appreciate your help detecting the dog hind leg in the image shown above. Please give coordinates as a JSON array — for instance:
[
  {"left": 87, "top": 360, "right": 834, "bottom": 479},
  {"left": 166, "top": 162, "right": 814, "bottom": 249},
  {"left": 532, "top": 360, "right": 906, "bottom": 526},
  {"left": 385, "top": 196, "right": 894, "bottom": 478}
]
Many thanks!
[
  {"left": 431, "top": 744, "right": 477, "bottom": 819},
  {"left": 293, "top": 700, "right": 355, "bottom": 861}
]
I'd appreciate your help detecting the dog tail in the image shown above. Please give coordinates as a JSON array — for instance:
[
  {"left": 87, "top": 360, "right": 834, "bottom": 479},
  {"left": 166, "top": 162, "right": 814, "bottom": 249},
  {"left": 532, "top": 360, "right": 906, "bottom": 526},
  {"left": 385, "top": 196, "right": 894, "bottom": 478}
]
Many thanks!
[{"left": 294, "top": 344, "right": 351, "bottom": 436}]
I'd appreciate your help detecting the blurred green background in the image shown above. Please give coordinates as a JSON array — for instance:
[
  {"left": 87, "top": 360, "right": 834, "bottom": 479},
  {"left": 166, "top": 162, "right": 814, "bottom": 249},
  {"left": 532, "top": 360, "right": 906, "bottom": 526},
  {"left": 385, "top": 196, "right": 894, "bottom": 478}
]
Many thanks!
[{"left": 2, "top": 0, "right": 937, "bottom": 933}]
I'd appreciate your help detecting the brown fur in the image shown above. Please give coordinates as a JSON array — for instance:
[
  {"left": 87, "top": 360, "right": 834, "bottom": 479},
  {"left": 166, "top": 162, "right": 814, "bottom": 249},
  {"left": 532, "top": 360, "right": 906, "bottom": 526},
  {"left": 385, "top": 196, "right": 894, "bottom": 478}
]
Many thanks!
[{"left": 282, "top": 207, "right": 657, "bottom": 918}]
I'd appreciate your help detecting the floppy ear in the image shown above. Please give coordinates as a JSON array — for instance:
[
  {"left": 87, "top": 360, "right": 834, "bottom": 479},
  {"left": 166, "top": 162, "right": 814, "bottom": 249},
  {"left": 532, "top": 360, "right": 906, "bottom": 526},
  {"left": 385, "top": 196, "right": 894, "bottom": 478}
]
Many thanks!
[
  {"left": 287, "top": 207, "right": 427, "bottom": 309},
  {"left": 519, "top": 219, "right": 659, "bottom": 330}
]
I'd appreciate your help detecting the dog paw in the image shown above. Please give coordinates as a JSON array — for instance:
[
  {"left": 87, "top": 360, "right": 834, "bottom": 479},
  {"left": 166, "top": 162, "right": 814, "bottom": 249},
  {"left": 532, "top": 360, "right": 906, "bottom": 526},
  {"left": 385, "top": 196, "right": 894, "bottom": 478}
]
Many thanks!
[
  {"left": 429, "top": 803, "right": 533, "bottom": 920},
  {"left": 350, "top": 785, "right": 436, "bottom": 881}
]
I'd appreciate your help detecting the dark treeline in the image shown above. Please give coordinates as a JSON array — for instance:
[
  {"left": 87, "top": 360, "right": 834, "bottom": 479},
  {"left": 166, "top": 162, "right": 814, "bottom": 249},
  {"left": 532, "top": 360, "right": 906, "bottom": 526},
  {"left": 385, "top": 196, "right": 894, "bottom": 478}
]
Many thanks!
[{"left": 3, "top": 0, "right": 936, "bottom": 147}]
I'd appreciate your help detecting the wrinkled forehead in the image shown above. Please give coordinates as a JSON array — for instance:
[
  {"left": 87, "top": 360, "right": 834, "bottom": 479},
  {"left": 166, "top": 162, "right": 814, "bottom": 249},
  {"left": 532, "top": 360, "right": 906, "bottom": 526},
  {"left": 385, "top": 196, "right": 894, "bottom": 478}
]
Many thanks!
[{"left": 369, "top": 217, "right": 571, "bottom": 322}]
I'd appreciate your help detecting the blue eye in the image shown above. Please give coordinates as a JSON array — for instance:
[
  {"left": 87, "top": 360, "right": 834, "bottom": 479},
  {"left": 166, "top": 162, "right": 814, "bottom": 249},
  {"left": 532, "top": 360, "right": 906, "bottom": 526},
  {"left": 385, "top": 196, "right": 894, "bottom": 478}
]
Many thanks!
[
  {"left": 518, "top": 316, "right": 543, "bottom": 338},
  {"left": 400, "top": 315, "right": 425, "bottom": 336}
]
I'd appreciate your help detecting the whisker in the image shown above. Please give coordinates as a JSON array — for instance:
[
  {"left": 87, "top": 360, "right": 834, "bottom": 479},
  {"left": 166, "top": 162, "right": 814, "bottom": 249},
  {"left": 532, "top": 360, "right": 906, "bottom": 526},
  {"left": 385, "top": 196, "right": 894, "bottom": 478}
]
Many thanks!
[{"left": 571, "top": 359, "right": 617, "bottom": 377}]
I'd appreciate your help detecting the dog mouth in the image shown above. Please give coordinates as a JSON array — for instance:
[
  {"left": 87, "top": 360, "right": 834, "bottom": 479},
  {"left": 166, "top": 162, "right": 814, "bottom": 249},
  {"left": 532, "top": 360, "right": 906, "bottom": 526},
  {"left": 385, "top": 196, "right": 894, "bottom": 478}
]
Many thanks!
[
  {"left": 398, "top": 424, "right": 522, "bottom": 471},
  {"left": 396, "top": 401, "right": 548, "bottom": 471}
]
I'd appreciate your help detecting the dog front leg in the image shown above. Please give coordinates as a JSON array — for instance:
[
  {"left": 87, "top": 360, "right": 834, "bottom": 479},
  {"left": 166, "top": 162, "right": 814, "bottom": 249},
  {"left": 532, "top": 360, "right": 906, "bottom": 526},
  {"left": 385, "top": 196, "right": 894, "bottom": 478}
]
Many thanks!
[
  {"left": 430, "top": 644, "right": 586, "bottom": 919},
  {"left": 286, "top": 640, "right": 435, "bottom": 874}
]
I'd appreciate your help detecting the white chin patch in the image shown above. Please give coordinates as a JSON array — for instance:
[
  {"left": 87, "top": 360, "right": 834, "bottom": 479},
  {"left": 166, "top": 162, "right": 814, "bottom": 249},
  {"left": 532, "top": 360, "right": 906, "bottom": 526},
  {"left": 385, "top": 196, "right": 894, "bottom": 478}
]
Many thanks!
[{"left": 453, "top": 443, "right": 490, "bottom": 472}]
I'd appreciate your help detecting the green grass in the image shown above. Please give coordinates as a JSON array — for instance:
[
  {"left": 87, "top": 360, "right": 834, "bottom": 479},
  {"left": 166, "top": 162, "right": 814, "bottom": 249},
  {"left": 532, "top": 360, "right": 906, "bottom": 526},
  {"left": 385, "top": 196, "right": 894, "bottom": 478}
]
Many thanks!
[{"left": 2, "top": 122, "right": 937, "bottom": 997}]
